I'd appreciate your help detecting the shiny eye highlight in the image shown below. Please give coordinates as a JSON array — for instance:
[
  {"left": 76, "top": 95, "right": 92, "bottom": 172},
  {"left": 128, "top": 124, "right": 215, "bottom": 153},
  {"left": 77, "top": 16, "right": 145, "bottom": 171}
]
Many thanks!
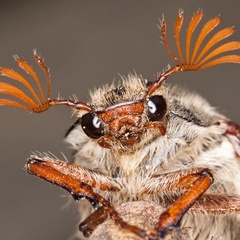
[
  {"left": 147, "top": 95, "right": 167, "bottom": 121},
  {"left": 81, "top": 113, "right": 104, "bottom": 139}
]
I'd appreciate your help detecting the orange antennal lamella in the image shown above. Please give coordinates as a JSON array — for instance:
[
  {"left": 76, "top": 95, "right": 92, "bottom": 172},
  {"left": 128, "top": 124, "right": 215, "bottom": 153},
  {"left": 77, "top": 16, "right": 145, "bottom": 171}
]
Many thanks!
[
  {"left": 0, "top": 51, "right": 51, "bottom": 112},
  {"left": 147, "top": 10, "right": 240, "bottom": 96},
  {"left": 0, "top": 50, "right": 92, "bottom": 113}
]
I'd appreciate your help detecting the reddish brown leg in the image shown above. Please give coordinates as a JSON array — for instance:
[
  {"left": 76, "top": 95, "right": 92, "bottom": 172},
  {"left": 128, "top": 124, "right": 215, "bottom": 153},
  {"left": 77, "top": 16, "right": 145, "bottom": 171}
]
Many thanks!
[
  {"left": 155, "top": 169, "right": 213, "bottom": 239},
  {"left": 79, "top": 206, "right": 109, "bottom": 237},
  {"left": 143, "top": 167, "right": 240, "bottom": 238},
  {"left": 142, "top": 168, "right": 214, "bottom": 239},
  {"left": 26, "top": 156, "right": 150, "bottom": 239},
  {"left": 27, "top": 155, "right": 122, "bottom": 191},
  {"left": 142, "top": 168, "right": 213, "bottom": 195}
]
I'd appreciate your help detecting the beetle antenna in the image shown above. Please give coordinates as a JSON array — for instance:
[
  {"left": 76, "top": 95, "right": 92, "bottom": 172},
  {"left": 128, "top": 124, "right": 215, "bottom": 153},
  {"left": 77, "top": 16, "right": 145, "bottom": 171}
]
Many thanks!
[
  {"left": 147, "top": 10, "right": 240, "bottom": 96},
  {"left": 0, "top": 50, "right": 92, "bottom": 113}
]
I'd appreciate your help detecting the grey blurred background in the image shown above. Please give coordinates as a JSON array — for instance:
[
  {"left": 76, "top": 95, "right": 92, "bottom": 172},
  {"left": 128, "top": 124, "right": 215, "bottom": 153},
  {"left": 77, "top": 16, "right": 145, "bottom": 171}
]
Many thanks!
[{"left": 0, "top": 1, "right": 239, "bottom": 240}]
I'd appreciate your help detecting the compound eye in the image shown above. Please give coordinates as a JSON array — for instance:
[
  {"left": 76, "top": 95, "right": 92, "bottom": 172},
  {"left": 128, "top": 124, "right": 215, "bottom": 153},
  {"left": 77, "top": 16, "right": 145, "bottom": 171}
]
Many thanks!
[
  {"left": 147, "top": 95, "right": 167, "bottom": 121},
  {"left": 81, "top": 113, "right": 104, "bottom": 139}
]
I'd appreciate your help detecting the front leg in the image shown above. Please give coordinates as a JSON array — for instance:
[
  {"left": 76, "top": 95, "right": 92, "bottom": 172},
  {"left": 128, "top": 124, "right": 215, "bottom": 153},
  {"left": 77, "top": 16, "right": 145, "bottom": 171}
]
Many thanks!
[
  {"left": 143, "top": 168, "right": 240, "bottom": 239},
  {"left": 26, "top": 156, "right": 151, "bottom": 239},
  {"left": 147, "top": 168, "right": 214, "bottom": 239},
  {"left": 26, "top": 156, "right": 119, "bottom": 236}
]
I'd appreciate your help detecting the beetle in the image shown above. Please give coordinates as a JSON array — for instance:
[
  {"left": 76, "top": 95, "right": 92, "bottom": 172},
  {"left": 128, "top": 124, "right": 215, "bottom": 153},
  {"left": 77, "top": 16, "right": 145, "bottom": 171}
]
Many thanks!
[{"left": 0, "top": 10, "right": 240, "bottom": 239}]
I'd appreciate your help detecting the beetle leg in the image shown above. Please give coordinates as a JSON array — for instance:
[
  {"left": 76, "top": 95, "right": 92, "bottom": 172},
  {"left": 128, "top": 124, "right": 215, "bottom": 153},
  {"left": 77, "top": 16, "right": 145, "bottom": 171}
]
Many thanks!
[
  {"left": 79, "top": 206, "right": 109, "bottom": 237},
  {"left": 142, "top": 168, "right": 213, "bottom": 238},
  {"left": 27, "top": 155, "right": 122, "bottom": 191},
  {"left": 155, "top": 169, "right": 213, "bottom": 238},
  {"left": 26, "top": 156, "right": 151, "bottom": 239}
]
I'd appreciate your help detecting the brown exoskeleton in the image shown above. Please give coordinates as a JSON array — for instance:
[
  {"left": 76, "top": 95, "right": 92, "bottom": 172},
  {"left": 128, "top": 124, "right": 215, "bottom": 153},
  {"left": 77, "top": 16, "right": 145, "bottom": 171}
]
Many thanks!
[{"left": 1, "top": 10, "right": 240, "bottom": 239}]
